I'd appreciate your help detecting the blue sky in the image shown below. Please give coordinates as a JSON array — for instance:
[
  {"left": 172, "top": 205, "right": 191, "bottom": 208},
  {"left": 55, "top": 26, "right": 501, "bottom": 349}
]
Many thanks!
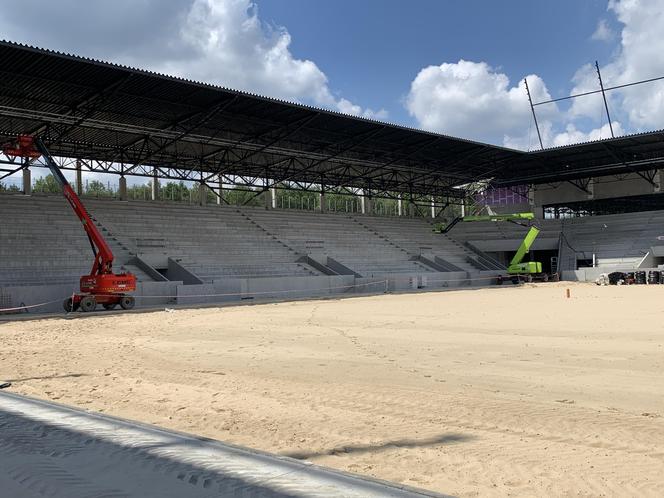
[{"left": 258, "top": 0, "right": 617, "bottom": 126}]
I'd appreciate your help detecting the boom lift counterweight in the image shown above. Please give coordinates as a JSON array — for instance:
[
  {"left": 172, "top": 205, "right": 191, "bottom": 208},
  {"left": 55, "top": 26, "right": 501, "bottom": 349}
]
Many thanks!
[{"left": 3, "top": 135, "right": 137, "bottom": 312}]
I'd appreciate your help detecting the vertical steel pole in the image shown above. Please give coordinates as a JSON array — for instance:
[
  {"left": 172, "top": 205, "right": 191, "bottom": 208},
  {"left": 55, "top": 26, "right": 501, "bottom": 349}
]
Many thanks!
[
  {"left": 595, "top": 61, "right": 615, "bottom": 138},
  {"left": 524, "top": 78, "right": 544, "bottom": 150}
]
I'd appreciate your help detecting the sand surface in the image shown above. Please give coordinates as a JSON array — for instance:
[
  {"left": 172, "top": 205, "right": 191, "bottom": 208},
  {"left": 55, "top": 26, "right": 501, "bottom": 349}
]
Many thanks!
[{"left": 2, "top": 282, "right": 664, "bottom": 496}]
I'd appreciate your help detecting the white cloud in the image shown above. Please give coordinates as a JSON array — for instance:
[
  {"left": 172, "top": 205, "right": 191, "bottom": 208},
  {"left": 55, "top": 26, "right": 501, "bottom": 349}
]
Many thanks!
[
  {"left": 591, "top": 19, "right": 615, "bottom": 42},
  {"left": 606, "top": 0, "right": 664, "bottom": 129},
  {"left": 337, "top": 98, "right": 389, "bottom": 120},
  {"left": 502, "top": 120, "right": 625, "bottom": 150},
  {"left": 405, "top": 60, "right": 559, "bottom": 147},
  {"left": 0, "top": 0, "right": 384, "bottom": 120},
  {"left": 154, "top": 0, "right": 386, "bottom": 119},
  {"left": 551, "top": 122, "right": 624, "bottom": 147}
]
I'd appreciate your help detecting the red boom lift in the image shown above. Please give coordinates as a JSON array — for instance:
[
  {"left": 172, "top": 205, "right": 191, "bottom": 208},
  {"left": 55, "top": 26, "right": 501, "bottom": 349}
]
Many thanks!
[{"left": 3, "top": 135, "right": 137, "bottom": 312}]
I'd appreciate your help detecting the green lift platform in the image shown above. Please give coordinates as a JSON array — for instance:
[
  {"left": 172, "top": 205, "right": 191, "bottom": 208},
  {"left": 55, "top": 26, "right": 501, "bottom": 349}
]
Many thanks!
[{"left": 460, "top": 212, "right": 555, "bottom": 284}]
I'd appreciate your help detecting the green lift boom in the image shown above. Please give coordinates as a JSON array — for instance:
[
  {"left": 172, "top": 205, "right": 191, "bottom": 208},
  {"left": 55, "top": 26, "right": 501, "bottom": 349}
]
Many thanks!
[{"left": 460, "top": 212, "right": 551, "bottom": 283}]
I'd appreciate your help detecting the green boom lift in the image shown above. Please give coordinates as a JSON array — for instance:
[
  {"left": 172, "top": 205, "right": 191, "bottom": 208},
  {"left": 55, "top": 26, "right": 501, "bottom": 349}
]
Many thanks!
[{"left": 460, "top": 212, "right": 552, "bottom": 284}]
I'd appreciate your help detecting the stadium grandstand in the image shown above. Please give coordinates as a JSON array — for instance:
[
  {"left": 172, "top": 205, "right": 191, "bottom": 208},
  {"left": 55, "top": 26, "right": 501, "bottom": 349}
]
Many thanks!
[{"left": 3, "top": 40, "right": 664, "bottom": 313}]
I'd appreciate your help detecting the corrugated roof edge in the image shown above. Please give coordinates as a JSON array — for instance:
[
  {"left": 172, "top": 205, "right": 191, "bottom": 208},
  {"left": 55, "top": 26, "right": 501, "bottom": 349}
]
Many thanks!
[
  {"left": 529, "top": 128, "right": 664, "bottom": 153},
  {"left": 0, "top": 39, "right": 524, "bottom": 154}
]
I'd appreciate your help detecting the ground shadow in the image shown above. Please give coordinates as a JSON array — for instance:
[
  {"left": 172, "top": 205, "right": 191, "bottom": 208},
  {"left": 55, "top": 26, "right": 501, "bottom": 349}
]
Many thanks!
[{"left": 284, "top": 432, "right": 473, "bottom": 460}]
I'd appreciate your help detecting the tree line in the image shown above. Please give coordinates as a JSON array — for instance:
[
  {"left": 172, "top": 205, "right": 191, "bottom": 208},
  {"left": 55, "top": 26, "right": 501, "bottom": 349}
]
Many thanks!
[{"left": 1, "top": 174, "right": 460, "bottom": 218}]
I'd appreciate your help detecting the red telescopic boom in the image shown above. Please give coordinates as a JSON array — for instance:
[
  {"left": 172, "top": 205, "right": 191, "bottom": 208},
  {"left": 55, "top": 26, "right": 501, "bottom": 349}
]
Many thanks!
[{"left": 3, "top": 135, "right": 136, "bottom": 312}]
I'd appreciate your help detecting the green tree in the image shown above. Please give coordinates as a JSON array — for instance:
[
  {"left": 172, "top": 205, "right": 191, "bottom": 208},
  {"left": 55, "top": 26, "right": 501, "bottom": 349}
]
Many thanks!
[
  {"left": 126, "top": 183, "right": 151, "bottom": 200},
  {"left": 0, "top": 181, "right": 20, "bottom": 192},
  {"left": 33, "top": 174, "right": 61, "bottom": 193},
  {"left": 162, "top": 181, "right": 191, "bottom": 202},
  {"left": 85, "top": 179, "right": 110, "bottom": 197}
]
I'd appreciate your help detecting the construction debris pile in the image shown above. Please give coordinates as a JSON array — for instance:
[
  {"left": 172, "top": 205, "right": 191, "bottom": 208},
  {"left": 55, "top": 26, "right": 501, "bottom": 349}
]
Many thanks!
[{"left": 595, "top": 270, "right": 663, "bottom": 286}]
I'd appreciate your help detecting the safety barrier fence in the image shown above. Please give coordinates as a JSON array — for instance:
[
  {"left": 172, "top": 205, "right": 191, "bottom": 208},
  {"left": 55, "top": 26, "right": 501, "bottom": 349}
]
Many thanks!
[{"left": 0, "top": 273, "right": 503, "bottom": 314}]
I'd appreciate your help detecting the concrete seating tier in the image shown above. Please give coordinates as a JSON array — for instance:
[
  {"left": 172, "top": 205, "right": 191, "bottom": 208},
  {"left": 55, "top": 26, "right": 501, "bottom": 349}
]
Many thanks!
[
  {"left": 452, "top": 210, "right": 664, "bottom": 269},
  {"left": 241, "top": 207, "right": 434, "bottom": 276},
  {"left": 353, "top": 215, "right": 485, "bottom": 272},
  {"left": 1, "top": 195, "right": 150, "bottom": 287},
  {"left": 85, "top": 199, "right": 319, "bottom": 281}
]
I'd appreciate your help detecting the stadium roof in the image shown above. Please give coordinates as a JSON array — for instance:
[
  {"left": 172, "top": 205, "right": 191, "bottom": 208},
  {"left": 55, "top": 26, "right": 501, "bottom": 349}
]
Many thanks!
[
  {"left": 1, "top": 40, "right": 664, "bottom": 197},
  {"left": 493, "top": 130, "right": 664, "bottom": 188}
]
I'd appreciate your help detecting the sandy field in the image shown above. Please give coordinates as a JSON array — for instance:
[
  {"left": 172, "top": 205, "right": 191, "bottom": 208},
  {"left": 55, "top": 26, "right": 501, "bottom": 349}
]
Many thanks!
[{"left": 2, "top": 282, "right": 664, "bottom": 496}]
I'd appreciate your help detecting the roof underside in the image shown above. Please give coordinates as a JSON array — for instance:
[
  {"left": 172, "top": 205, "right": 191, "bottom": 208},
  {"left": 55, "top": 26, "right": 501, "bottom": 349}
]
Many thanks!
[
  {"left": 1, "top": 41, "right": 664, "bottom": 195},
  {"left": 494, "top": 130, "right": 664, "bottom": 187}
]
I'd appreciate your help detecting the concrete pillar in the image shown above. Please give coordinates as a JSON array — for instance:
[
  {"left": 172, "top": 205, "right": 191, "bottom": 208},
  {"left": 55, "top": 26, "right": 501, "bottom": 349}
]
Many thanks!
[
  {"left": 655, "top": 170, "right": 661, "bottom": 193},
  {"left": 528, "top": 185, "right": 536, "bottom": 207},
  {"left": 397, "top": 195, "right": 403, "bottom": 216},
  {"left": 22, "top": 166, "right": 31, "bottom": 195},
  {"left": 118, "top": 176, "right": 127, "bottom": 200},
  {"left": 587, "top": 178, "right": 595, "bottom": 200},
  {"left": 199, "top": 182, "right": 207, "bottom": 205},
  {"left": 360, "top": 195, "right": 366, "bottom": 214},
  {"left": 263, "top": 189, "right": 272, "bottom": 209},
  {"left": 75, "top": 159, "right": 83, "bottom": 195},
  {"left": 318, "top": 190, "right": 326, "bottom": 212},
  {"left": 151, "top": 169, "right": 159, "bottom": 201},
  {"left": 361, "top": 189, "right": 372, "bottom": 215},
  {"left": 216, "top": 175, "right": 223, "bottom": 205},
  {"left": 430, "top": 196, "right": 436, "bottom": 219},
  {"left": 271, "top": 188, "right": 277, "bottom": 209},
  {"left": 460, "top": 199, "right": 465, "bottom": 217}
]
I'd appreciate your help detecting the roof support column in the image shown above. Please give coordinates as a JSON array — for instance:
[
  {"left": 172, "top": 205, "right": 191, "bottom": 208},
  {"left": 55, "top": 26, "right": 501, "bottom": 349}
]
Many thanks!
[
  {"left": 528, "top": 185, "right": 543, "bottom": 219},
  {"left": 217, "top": 175, "right": 223, "bottom": 205},
  {"left": 199, "top": 182, "right": 207, "bottom": 206},
  {"left": 361, "top": 190, "right": 372, "bottom": 215},
  {"left": 22, "top": 161, "right": 31, "bottom": 195},
  {"left": 75, "top": 159, "right": 83, "bottom": 196},
  {"left": 408, "top": 198, "right": 416, "bottom": 217},
  {"left": 262, "top": 188, "right": 274, "bottom": 209},
  {"left": 151, "top": 168, "right": 159, "bottom": 201},
  {"left": 318, "top": 186, "right": 326, "bottom": 212},
  {"left": 118, "top": 175, "right": 127, "bottom": 201},
  {"left": 654, "top": 171, "right": 661, "bottom": 193},
  {"left": 430, "top": 196, "right": 436, "bottom": 219},
  {"left": 397, "top": 194, "right": 403, "bottom": 216}
]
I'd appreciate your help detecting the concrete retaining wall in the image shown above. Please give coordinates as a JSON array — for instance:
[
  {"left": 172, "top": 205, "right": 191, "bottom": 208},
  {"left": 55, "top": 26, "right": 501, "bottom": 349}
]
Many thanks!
[
  {"left": 0, "top": 281, "right": 182, "bottom": 315},
  {"left": 2, "top": 271, "right": 500, "bottom": 316}
]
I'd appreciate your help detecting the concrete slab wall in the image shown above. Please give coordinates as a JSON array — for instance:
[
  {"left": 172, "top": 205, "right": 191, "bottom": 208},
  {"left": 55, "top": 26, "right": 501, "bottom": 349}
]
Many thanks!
[
  {"left": 176, "top": 284, "right": 217, "bottom": 305},
  {"left": 532, "top": 174, "right": 659, "bottom": 209},
  {"left": 2, "top": 272, "right": 502, "bottom": 317},
  {"left": 0, "top": 283, "right": 76, "bottom": 314},
  {"left": 137, "top": 281, "right": 182, "bottom": 306},
  {"left": 593, "top": 174, "right": 655, "bottom": 199},
  {"left": 0, "top": 281, "right": 183, "bottom": 315}
]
